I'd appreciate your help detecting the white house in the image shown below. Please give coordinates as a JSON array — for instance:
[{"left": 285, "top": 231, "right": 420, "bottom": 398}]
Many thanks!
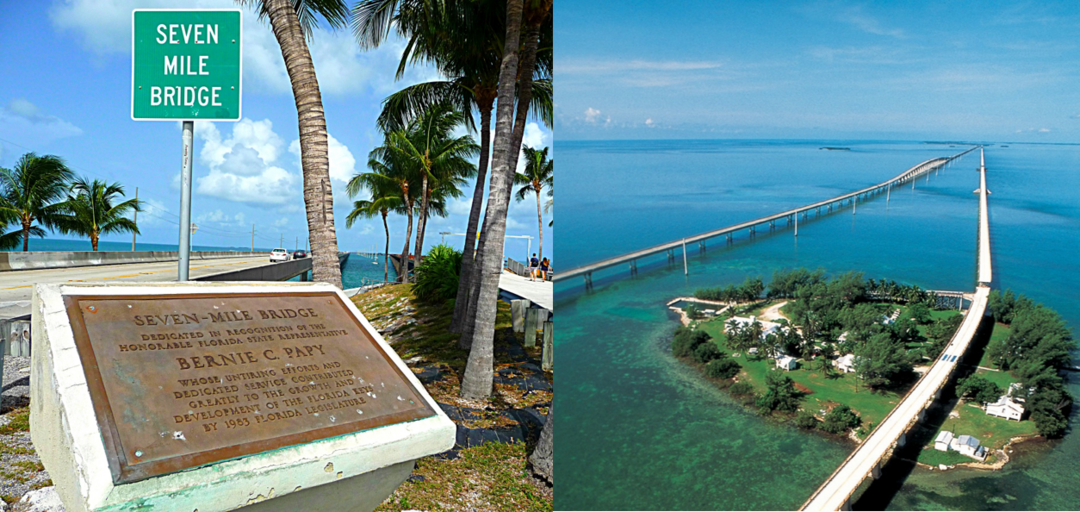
[
  {"left": 934, "top": 430, "right": 954, "bottom": 452},
  {"left": 1007, "top": 382, "right": 1035, "bottom": 402},
  {"left": 834, "top": 353, "right": 856, "bottom": 373},
  {"left": 950, "top": 434, "right": 987, "bottom": 460},
  {"left": 726, "top": 316, "right": 784, "bottom": 340},
  {"left": 776, "top": 355, "right": 798, "bottom": 371},
  {"left": 985, "top": 395, "right": 1025, "bottom": 421}
]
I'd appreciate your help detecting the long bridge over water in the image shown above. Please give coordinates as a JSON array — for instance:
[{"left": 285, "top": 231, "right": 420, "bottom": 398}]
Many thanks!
[
  {"left": 800, "top": 147, "right": 993, "bottom": 510},
  {"left": 554, "top": 146, "right": 978, "bottom": 289}
]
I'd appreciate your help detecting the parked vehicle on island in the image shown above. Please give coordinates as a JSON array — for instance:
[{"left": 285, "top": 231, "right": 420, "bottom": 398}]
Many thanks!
[{"left": 270, "top": 248, "right": 290, "bottom": 262}]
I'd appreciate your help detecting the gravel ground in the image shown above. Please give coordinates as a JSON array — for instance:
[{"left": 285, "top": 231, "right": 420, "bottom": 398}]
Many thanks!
[{"left": 0, "top": 355, "right": 50, "bottom": 505}]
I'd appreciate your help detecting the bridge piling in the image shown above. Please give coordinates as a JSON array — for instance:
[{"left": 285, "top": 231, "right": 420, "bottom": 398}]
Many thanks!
[{"left": 681, "top": 239, "right": 688, "bottom": 275}]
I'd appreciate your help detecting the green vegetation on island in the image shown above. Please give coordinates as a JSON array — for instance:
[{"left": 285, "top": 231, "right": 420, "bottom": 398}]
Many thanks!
[
  {"left": 672, "top": 268, "right": 960, "bottom": 438},
  {"left": 984, "top": 290, "right": 1075, "bottom": 438},
  {"left": 674, "top": 270, "right": 1076, "bottom": 470}
]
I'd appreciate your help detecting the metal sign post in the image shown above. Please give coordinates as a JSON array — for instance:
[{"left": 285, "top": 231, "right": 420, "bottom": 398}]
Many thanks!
[
  {"left": 179, "top": 121, "right": 194, "bottom": 280},
  {"left": 131, "top": 9, "right": 242, "bottom": 281}
]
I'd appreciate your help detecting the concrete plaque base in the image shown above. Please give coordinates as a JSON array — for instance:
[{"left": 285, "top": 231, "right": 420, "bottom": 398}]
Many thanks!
[{"left": 30, "top": 282, "right": 455, "bottom": 512}]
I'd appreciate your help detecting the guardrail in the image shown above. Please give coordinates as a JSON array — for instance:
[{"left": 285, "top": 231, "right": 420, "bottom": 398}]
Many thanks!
[
  {"left": 506, "top": 257, "right": 529, "bottom": 276},
  {"left": 0, "top": 250, "right": 262, "bottom": 272}
]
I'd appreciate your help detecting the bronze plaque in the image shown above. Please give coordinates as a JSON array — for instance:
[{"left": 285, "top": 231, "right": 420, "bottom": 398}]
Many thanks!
[{"left": 64, "top": 291, "right": 435, "bottom": 484}]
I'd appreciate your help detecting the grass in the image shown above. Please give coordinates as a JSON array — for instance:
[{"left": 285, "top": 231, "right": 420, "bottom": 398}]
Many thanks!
[
  {"left": 0, "top": 408, "right": 30, "bottom": 436},
  {"left": 929, "top": 400, "right": 1038, "bottom": 452},
  {"left": 353, "top": 284, "right": 552, "bottom": 511},
  {"left": 695, "top": 314, "right": 909, "bottom": 434},
  {"left": 977, "top": 322, "right": 1012, "bottom": 369},
  {"left": 376, "top": 442, "right": 550, "bottom": 512}
]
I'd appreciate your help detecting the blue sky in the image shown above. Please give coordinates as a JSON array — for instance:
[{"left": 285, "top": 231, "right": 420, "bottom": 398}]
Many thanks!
[
  {"left": 0, "top": 0, "right": 552, "bottom": 259},
  {"left": 558, "top": 0, "right": 1080, "bottom": 142}
]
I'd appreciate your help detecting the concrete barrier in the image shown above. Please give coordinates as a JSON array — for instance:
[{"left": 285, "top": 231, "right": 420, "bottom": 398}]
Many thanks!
[
  {"left": 0, "top": 250, "right": 263, "bottom": 272},
  {"left": 194, "top": 257, "right": 312, "bottom": 282}
]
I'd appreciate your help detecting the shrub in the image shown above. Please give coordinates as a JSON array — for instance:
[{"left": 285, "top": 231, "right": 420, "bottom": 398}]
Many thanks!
[
  {"left": 756, "top": 371, "right": 802, "bottom": 414},
  {"left": 672, "top": 328, "right": 711, "bottom": 358},
  {"left": 793, "top": 410, "right": 818, "bottom": 429},
  {"left": 821, "top": 404, "right": 861, "bottom": 434},
  {"left": 705, "top": 358, "right": 741, "bottom": 379},
  {"left": 729, "top": 382, "right": 754, "bottom": 396},
  {"left": 693, "top": 342, "right": 722, "bottom": 363},
  {"left": 412, "top": 245, "right": 463, "bottom": 303},
  {"left": 956, "top": 375, "right": 1002, "bottom": 405}
]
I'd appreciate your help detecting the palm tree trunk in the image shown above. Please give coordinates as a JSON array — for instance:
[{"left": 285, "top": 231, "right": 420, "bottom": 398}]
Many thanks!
[
  {"left": 381, "top": 210, "right": 390, "bottom": 283},
  {"left": 529, "top": 402, "right": 553, "bottom": 483},
  {"left": 460, "top": 8, "right": 544, "bottom": 350},
  {"left": 535, "top": 188, "right": 543, "bottom": 261},
  {"left": 459, "top": 0, "right": 524, "bottom": 400},
  {"left": 264, "top": 0, "right": 342, "bottom": 288},
  {"left": 451, "top": 99, "right": 494, "bottom": 335},
  {"left": 414, "top": 175, "right": 429, "bottom": 265},
  {"left": 92, "top": 231, "right": 99, "bottom": 251},
  {"left": 21, "top": 219, "right": 30, "bottom": 252},
  {"left": 400, "top": 195, "right": 413, "bottom": 284}
]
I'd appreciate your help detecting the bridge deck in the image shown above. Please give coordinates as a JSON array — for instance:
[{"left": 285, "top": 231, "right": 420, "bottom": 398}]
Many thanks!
[
  {"left": 801, "top": 286, "right": 989, "bottom": 511},
  {"left": 802, "top": 147, "right": 993, "bottom": 511},
  {"left": 557, "top": 148, "right": 977, "bottom": 283},
  {"left": 0, "top": 255, "right": 284, "bottom": 321}
]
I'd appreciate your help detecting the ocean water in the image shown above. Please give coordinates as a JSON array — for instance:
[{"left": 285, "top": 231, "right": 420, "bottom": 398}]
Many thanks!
[
  {"left": 4, "top": 237, "right": 396, "bottom": 288},
  {"left": 555, "top": 140, "right": 1080, "bottom": 510},
  {"left": 340, "top": 252, "right": 398, "bottom": 289}
]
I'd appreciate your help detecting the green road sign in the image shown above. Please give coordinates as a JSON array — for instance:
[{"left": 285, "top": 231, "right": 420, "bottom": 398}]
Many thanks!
[{"left": 131, "top": 9, "right": 242, "bottom": 121}]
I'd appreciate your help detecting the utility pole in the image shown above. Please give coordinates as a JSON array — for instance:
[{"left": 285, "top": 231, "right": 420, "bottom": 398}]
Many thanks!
[
  {"left": 251, "top": 224, "right": 254, "bottom": 252},
  {"left": 295, "top": 236, "right": 298, "bottom": 252},
  {"left": 132, "top": 186, "right": 138, "bottom": 251},
  {"left": 280, "top": 234, "right": 283, "bottom": 248}
]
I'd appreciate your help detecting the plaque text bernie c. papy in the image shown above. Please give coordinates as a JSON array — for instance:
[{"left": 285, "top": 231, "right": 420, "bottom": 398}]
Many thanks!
[{"left": 64, "top": 291, "right": 435, "bottom": 483}]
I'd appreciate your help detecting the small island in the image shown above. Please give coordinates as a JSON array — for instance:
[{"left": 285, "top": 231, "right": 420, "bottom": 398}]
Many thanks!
[{"left": 668, "top": 269, "right": 1074, "bottom": 469}]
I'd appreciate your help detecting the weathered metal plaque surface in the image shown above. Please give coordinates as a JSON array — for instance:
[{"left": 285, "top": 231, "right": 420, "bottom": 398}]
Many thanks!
[{"left": 64, "top": 291, "right": 435, "bottom": 483}]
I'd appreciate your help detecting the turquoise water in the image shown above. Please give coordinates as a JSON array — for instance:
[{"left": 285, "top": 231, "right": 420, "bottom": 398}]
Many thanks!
[
  {"left": 555, "top": 140, "right": 1080, "bottom": 510},
  {"left": 340, "top": 252, "right": 398, "bottom": 289}
]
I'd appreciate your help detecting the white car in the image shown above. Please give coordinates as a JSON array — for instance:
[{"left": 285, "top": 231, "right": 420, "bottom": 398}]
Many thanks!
[{"left": 270, "top": 248, "right": 290, "bottom": 262}]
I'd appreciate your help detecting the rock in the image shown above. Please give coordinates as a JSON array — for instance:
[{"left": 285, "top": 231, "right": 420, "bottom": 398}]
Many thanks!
[
  {"left": 938, "top": 464, "right": 948, "bottom": 471},
  {"left": 14, "top": 487, "right": 65, "bottom": 512}
]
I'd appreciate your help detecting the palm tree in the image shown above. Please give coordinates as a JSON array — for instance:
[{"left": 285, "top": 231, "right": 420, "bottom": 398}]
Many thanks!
[
  {"left": 345, "top": 179, "right": 403, "bottom": 283},
  {"left": 384, "top": 103, "right": 477, "bottom": 264},
  {"left": 513, "top": 146, "right": 552, "bottom": 260},
  {"left": 352, "top": 0, "right": 552, "bottom": 334},
  {"left": 458, "top": 0, "right": 527, "bottom": 400},
  {"left": 239, "top": 0, "right": 347, "bottom": 288},
  {"left": 60, "top": 177, "right": 142, "bottom": 251},
  {"left": 0, "top": 153, "right": 76, "bottom": 251},
  {"left": 459, "top": 0, "right": 551, "bottom": 348},
  {"left": 529, "top": 402, "right": 552, "bottom": 483},
  {"left": 348, "top": 134, "right": 418, "bottom": 283}
]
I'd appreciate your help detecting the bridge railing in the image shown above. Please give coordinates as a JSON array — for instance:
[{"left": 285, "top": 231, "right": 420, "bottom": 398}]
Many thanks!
[{"left": 558, "top": 148, "right": 977, "bottom": 284}]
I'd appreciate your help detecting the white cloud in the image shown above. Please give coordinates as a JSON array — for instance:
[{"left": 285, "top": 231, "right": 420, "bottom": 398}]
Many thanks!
[
  {"left": 196, "top": 209, "right": 246, "bottom": 226},
  {"left": 137, "top": 198, "right": 172, "bottom": 227},
  {"left": 448, "top": 197, "right": 473, "bottom": 216},
  {"left": 521, "top": 122, "right": 549, "bottom": 149},
  {"left": 645, "top": 118, "right": 655, "bottom": 127},
  {"left": 193, "top": 118, "right": 300, "bottom": 204},
  {"left": 0, "top": 99, "right": 83, "bottom": 152},
  {"left": 358, "top": 224, "right": 374, "bottom": 235},
  {"left": 584, "top": 107, "right": 602, "bottom": 123},
  {"left": 288, "top": 133, "right": 356, "bottom": 183},
  {"left": 273, "top": 217, "right": 289, "bottom": 228},
  {"left": 49, "top": 0, "right": 440, "bottom": 96}
]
